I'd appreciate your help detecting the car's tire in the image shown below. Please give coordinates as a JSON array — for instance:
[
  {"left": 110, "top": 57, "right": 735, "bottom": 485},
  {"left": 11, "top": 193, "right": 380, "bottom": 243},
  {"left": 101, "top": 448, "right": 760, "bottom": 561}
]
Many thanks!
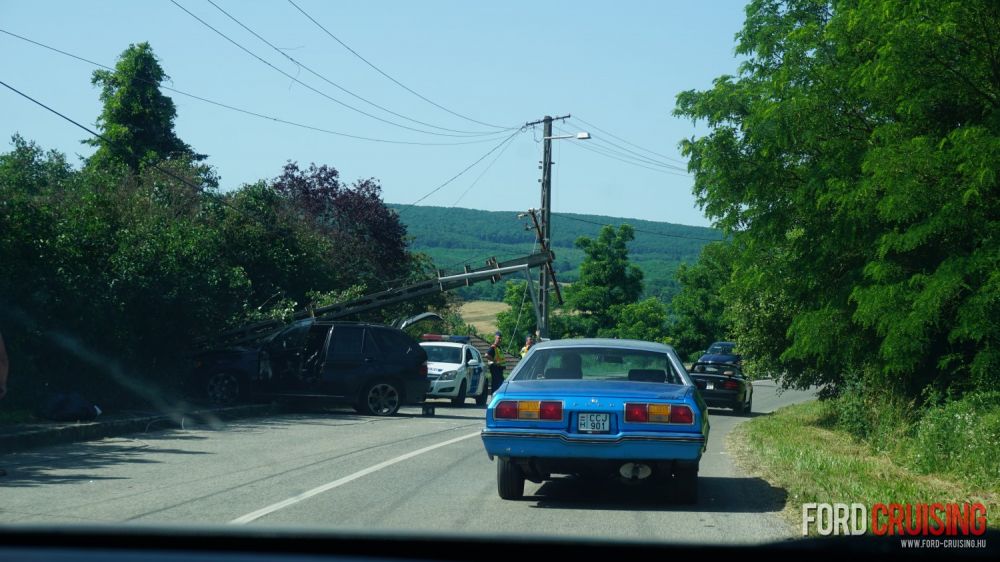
[
  {"left": 357, "top": 380, "right": 402, "bottom": 416},
  {"left": 451, "top": 380, "right": 467, "bottom": 407},
  {"left": 742, "top": 395, "right": 753, "bottom": 416},
  {"left": 206, "top": 372, "right": 241, "bottom": 405},
  {"left": 673, "top": 462, "right": 699, "bottom": 504},
  {"left": 497, "top": 457, "right": 525, "bottom": 500}
]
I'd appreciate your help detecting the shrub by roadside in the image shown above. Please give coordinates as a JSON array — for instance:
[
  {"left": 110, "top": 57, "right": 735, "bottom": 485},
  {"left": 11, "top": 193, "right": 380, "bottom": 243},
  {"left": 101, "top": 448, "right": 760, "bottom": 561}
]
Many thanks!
[{"left": 728, "top": 399, "right": 999, "bottom": 534}]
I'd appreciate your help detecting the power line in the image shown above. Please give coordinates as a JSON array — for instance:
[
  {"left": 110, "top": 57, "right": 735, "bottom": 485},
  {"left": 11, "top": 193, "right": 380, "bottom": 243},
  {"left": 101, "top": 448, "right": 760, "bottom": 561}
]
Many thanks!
[
  {"left": 170, "top": 0, "right": 491, "bottom": 138},
  {"left": 451, "top": 131, "right": 519, "bottom": 206},
  {"left": 564, "top": 120, "right": 689, "bottom": 171},
  {"left": 287, "top": 0, "right": 514, "bottom": 131},
  {"left": 0, "top": 78, "right": 292, "bottom": 237},
  {"left": 204, "top": 0, "right": 502, "bottom": 137},
  {"left": 554, "top": 124, "right": 688, "bottom": 172},
  {"left": 572, "top": 116, "right": 688, "bottom": 165},
  {"left": 551, "top": 212, "right": 721, "bottom": 242},
  {"left": 397, "top": 130, "right": 523, "bottom": 213},
  {"left": 558, "top": 135, "right": 692, "bottom": 177},
  {"left": 0, "top": 28, "right": 510, "bottom": 147}
]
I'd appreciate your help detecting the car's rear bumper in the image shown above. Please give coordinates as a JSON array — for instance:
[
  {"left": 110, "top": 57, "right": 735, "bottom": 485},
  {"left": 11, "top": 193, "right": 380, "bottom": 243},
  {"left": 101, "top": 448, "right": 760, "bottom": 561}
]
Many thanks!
[
  {"left": 481, "top": 428, "right": 705, "bottom": 461},
  {"left": 701, "top": 390, "right": 740, "bottom": 408}
]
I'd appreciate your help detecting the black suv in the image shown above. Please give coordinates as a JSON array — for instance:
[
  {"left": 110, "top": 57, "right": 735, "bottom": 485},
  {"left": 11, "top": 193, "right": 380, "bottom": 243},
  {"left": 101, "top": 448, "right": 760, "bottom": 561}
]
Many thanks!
[{"left": 191, "top": 320, "right": 428, "bottom": 416}]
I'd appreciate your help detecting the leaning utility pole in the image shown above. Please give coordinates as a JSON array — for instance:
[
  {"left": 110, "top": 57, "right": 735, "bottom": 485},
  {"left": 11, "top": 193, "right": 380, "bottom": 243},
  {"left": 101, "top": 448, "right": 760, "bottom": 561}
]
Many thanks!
[{"left": 525, "top": 114, "right": 570, "bottom": 339}]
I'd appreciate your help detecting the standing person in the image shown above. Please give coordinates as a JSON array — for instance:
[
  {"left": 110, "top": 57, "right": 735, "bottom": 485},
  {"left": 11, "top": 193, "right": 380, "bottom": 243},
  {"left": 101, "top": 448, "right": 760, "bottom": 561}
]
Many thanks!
[
  {"left": 519, "top": 335, "right": 534, "bottom": 357},
  {"left": 486, "top": 331, "right": 505, "bottom": 397}
]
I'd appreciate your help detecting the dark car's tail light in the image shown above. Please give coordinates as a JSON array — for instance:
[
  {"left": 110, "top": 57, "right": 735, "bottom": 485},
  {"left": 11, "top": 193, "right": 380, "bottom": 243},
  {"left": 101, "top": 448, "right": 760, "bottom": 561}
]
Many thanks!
[
  {"left": 670, "top": 405, "right": 694, "bottom": 424},
  {"left": 721, "top": 379, "right": 740, "bottom": 391},
  {"left": 495, "top": 401, "right": 518, "bottom": 419},
  {"left": 625, "top": 403, "right": 648, "bottom": 422},
  {"left": 539, "top": 401, "right": 562, "bottom": 420},
  {"left": 419, "top": 361, "right": 428, "bottom": 376}
]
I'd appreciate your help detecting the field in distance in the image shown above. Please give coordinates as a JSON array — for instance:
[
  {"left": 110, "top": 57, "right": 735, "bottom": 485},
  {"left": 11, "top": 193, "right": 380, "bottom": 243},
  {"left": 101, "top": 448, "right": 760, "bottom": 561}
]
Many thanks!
[{"left": 458, "top": 300, "right": 509, "bottom": 335}]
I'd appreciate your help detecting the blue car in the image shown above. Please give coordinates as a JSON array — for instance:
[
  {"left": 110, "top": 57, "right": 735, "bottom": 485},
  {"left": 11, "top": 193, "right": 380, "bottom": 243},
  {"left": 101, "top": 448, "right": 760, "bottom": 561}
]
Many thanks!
[{"left": 481, "top": 339, "right": 710, "bottom": 503}]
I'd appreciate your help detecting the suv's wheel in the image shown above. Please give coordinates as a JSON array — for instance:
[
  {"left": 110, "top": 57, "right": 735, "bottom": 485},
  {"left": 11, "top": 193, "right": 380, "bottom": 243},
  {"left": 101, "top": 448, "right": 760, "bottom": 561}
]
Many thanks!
[
  {"left": 358, "top": 380, "right": 402, "bottom": 416},
  {"left": 497, "top": 457, "right": 525, "bottom": 500},
  {"left": 673, "top": 462, "right": 699, "bottom": 504},
  {"left": 451, "top": 380, "right": 467, "bottom": 406},
  {"left": 206, "top": 372, "right": 241, "bottom": 405}
]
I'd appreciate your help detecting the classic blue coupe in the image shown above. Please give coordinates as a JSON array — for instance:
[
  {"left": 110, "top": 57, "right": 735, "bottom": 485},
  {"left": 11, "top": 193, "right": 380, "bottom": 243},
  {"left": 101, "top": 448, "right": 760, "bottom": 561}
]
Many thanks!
[{"left": 481, "top": 339, "right": 710, "bottom": 503}]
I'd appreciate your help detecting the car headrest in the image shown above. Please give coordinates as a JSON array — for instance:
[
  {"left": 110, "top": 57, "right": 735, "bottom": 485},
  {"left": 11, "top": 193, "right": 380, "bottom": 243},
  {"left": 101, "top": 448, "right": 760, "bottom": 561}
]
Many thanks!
[
  {"left": 628, "top": 369, "right": 667, "bottom": 383},
  {"left": 545, "top": 367, "right": 582, "bottom": 379}
]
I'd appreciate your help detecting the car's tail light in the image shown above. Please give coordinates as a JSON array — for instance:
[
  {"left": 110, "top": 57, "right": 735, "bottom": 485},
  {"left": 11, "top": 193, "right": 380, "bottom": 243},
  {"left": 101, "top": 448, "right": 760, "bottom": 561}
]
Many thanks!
[
  {"left": 670, "top": 405, "right": 694, "bottom": 424},
  {"left": 539, "top": 401, "right": 562, "bottom": 420},
  {"left": 625, "top": 403, "right": 648, "bottom": 423},
  {"left": 419, "top": 361, "right": 428, "bottom": 376},
  {"left": 721, "top": 379, "right": 740, "bottom": 390},
  {"left": 518, "top": 400, "right": 540, "bottom": 419},
  {"left": 647, "top": 403, "right": 671, "bottom": 423},
  {"left": 495, "top": 401, "right": 518, "bottom": 419},
  {"left": 627, "top": 403, "right": 691, "bottom": 424}
]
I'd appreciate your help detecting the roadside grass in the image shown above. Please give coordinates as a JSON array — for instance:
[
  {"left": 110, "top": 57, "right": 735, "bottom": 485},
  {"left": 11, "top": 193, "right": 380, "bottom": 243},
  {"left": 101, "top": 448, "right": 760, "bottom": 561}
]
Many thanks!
[
  {"left": 458, "top": 300, "right": 508, "bottom": 335},
  {"left": 728, "top": 400, "right": 999, "bottom": 534}
]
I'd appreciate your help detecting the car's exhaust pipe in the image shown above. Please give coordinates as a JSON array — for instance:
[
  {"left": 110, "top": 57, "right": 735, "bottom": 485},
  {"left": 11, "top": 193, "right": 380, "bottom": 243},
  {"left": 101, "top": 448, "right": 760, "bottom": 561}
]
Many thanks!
[{"left": 618, "top": 462, "right": 652, "bottom": 482}]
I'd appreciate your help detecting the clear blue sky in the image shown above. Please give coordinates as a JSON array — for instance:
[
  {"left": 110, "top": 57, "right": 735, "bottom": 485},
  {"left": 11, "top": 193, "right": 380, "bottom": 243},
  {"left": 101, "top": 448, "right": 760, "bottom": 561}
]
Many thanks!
[{"left": 1, "top": 0, "right": 747, "bottom": 228}]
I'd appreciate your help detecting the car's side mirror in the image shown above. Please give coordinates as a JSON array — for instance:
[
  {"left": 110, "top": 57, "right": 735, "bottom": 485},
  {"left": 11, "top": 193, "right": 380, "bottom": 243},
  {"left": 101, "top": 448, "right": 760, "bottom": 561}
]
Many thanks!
[{"left": 467, "top": 359, "right": 480, "bottom": 367}]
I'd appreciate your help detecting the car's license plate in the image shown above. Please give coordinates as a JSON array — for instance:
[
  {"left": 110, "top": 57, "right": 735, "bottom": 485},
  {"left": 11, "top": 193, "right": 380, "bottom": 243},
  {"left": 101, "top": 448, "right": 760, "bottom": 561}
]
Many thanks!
[
  {"left": 706, "top": 382, "right": 714, "bottom": 390},
  {"left": 578, "top": 413, "right": 610, "bottom": 433}
]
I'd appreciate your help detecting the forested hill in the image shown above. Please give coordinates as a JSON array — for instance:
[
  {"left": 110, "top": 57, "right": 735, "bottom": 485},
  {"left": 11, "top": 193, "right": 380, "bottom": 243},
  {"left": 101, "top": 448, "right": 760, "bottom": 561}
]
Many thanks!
[{"left": 390, "top": 204, "right": 722, "bottom": 302}]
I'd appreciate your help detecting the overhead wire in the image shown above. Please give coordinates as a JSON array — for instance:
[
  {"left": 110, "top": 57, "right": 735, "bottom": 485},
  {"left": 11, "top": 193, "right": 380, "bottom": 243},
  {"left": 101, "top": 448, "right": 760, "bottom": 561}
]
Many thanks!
[
  {"left": 572, "top": 115, "right": 689, "bottom": 165},
  {"left": 0, "top": 78, "right": 282, "bottom": 234},
  {"left": 554, "top": 125, "right": 690, "bottom": 176},
  {"left": 450, "top": 131, "right": 520, "bottom": 207},
  {"left": 397, "top": 129, "right": 523, "bottom": 213},
  {"left": 170, "top": 0, "right": 496, "bottom": 138},
  {"left": 204, "top": 0, "right": 503, "bottom": 137},
  {"left": 0, "top": 28, "right": 510, "bottom": 147},
  {"left": 286, "top": 0, "right": 514, "bottom": 131},
  {"left": 564, "top": 121, "right": 689, "bottom": 171}
]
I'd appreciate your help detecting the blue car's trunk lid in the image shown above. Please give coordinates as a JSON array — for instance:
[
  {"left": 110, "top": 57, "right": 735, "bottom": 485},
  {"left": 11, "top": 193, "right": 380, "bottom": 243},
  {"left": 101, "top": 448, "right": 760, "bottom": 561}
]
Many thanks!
[{"left": 502, "top": 380, "right": 692, "bottom": 402}]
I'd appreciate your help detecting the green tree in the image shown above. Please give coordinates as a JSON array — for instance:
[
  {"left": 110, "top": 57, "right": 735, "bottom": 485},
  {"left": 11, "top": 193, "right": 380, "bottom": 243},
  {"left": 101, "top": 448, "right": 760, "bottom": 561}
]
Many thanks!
[
  {"left": 603, "top": 298, "right": 672, "bottom": 344},
  {"left": 87, "top": 42, "right": 207, "bottom": 179},
  {"left": 668, "top": 241, "right": 734, "bottom": 361},
  {"left": 495, "top": 280, "right": 536, "bottom": 352},
  {"left": 674, "top": 0, "right": 1000, "bottom": 397},
  {"left": 561, "top": 224, "right": 644, "bottom": 337}
]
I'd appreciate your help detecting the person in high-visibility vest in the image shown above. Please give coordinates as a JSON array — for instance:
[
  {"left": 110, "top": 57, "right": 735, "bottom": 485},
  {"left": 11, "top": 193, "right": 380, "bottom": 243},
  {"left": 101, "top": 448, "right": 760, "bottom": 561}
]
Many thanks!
[{"left": 486, "top": 331, "right": 505, "bottom": 396}]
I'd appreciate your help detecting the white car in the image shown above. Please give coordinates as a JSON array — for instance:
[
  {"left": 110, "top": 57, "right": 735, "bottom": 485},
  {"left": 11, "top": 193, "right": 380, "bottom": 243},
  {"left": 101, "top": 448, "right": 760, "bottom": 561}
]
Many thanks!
[{"left": 419, "top": 336, "right": 488, "bottom": 406}]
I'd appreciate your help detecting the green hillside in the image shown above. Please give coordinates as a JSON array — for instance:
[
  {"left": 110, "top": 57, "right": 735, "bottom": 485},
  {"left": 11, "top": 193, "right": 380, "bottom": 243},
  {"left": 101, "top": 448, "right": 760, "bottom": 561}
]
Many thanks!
[{"left": 391, "top": 205, "right": 722, "bottom": 302}]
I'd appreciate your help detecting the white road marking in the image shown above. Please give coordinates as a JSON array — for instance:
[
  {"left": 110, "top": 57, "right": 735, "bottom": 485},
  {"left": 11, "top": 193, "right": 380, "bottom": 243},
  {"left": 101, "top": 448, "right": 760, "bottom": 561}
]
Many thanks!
[{"left": 230, "top": 430, "right": 481, "bottom": 524}]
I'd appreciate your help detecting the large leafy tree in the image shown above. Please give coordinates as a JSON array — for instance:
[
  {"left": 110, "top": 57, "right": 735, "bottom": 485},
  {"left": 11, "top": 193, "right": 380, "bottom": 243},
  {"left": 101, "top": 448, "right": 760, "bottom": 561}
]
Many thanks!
[
  {"left": 674, "top": 0, "right": 999, "bottom": 396},
  {"left": 87, "top": 42, "right": 206, "bottom": 178},
  {"left": 558, "top": 224, "right": 645, "bottom": 337}
]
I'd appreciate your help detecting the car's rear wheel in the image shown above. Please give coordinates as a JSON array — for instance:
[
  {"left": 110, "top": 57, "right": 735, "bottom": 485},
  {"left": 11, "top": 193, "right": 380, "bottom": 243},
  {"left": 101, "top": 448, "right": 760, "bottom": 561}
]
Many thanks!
[
  {"left": 673, "top": 462, "right": 699, "bottom": 504},
  {"left": 497, "top": 457, "right": 525, "bottom": 500},
  {"left": 742, "top": 395, "right": 753, "bottom": 416},
  {"left": 206, "top": 372, "right": 241, "bottom": 405},
  {"left": 357, "top": 380, "right": 402, "bottom": 416},
  {"left": 451, "top": 380, "right": 467, "bottom": 407}
]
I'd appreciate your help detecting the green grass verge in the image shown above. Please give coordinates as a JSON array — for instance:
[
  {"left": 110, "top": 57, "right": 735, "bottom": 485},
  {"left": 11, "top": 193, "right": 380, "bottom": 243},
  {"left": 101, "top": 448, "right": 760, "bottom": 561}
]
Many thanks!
[{"left": 728, "top": 400, "right": 999, "bottom": 534}]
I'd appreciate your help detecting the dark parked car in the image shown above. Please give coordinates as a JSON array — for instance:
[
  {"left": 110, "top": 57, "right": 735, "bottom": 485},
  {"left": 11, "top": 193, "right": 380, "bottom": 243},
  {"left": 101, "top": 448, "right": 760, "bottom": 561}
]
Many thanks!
[
  {"left": 190, "top": 320, "right": 428, "bottom": 416},
  {"left": 688, "top": 362, "right": 752, "bottom": 415},
  {"left": 697, "top": 341, "right": 741, "bottom": 365}
]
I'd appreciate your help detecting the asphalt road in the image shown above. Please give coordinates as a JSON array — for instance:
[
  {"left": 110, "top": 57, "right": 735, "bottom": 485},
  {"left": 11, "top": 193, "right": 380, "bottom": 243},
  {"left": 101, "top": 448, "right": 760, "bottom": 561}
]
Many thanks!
[{"left": 0, "top": 381, "right": 815, "bottom": 544}]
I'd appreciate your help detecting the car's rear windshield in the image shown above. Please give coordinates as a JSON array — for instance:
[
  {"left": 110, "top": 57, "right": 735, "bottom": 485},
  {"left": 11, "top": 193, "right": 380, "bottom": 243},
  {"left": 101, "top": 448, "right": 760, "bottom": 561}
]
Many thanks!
[
  {"left": 708, "top": 343, "right": 735, "bottom": 354},
  {"left": 511, "top": 347, "right": 683, "bottom": 384},
  {"left": 422, "top": 345, "right": 462, "bottom": 364}
]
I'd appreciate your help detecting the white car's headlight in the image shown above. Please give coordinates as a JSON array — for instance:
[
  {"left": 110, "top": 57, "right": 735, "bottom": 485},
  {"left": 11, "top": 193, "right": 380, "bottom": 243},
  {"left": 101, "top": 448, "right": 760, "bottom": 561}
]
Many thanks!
[{"left": 440, "top": 370, "right": 458, "bottom": 380}]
